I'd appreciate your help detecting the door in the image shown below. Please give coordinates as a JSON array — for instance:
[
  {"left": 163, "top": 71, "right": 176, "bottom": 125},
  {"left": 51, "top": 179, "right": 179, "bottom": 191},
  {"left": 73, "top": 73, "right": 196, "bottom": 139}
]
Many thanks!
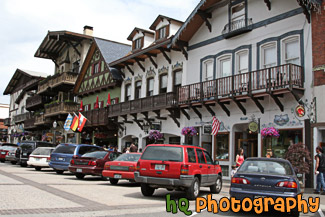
[
  {"left": 203, "top": 150, "right": 216, "bottom": 183},
  {"left": 196, "top": 149, "right": 208, "bottom": 183},
  {"left": 239, "top": 139, "right": 258, "bottom": 158}
]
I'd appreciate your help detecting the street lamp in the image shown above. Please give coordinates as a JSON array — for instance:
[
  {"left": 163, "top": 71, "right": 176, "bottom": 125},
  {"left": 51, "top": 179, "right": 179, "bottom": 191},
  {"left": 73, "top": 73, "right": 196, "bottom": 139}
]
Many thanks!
[{"left": 53, "top": 120, "right": 57, "bottom": 145}]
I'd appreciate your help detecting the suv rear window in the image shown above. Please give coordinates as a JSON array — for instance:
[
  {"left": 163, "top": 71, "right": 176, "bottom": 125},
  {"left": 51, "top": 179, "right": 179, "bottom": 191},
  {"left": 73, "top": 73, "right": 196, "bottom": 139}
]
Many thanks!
[
  {"left": 238, "top": 160, "right": 293, "bottom": 175},
  {"left": 78, "top": 146, "right": 102, "bottom": 155},
  {"left": 141, "top": 146, "right": 183, "bottom": 162},
  {"left": 53, "top": 145, "right": 76, "bottom": 154},
  {"left": 32, "top": 148, "right": 54, "bottom": 156},
  {"left": 115, "top": 153, "right": 141, "bottom": 162}
]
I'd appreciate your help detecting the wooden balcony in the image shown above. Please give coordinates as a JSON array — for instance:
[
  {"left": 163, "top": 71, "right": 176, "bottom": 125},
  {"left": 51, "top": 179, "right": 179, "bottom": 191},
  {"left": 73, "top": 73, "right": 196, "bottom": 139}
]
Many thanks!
[
  {"left": 24, "top": 117, "right": 37, "bottom": 130},
  {"left": 83, "top": 108, "right": 109, "bottom": 128},
  {"left": 35, "top": 114, "right": 51, "bottom": 126},
  {"left": 37, "top": 72, "right": 78, "bottom": 95},
  {"left": 108, "top": 92, "right": 177, "bottom": 117},
  {"left": 222, "top": 18, "right": 253, "bottom": 39},
  {"left": 4, "top": 118, "right": 10, "bottom": 126},
  {"left": 26, "top": 95, "right": 50, "bottom": 111},
  {"left": 178, "top": 64, "right": 304, "bottom": 115},
  {"left": 13, "top": 113, "right": 31, "bottom": 124},
  {"left": 44, "top": 102, "right": 79, "bottom": 117}
]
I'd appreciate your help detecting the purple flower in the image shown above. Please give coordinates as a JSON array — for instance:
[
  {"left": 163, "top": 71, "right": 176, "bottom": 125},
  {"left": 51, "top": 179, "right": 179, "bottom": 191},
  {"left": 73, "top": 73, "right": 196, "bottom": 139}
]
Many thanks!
[
  {"left": 181, "top": 127, "right": 197, "bottom": 136},
  {"left": 261, "top": 127, "right": 280, "bottom": 138}
]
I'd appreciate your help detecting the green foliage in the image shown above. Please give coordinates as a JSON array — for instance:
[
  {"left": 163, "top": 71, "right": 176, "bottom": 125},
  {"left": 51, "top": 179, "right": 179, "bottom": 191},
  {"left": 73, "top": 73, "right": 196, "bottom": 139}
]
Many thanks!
[{"left": 285, "top": 143, "right": 311, "bottom": 174}]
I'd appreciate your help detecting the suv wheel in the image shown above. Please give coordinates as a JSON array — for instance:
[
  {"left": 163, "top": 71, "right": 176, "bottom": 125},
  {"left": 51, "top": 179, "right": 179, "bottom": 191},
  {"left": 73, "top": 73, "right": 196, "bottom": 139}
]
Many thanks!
[
  {"left": 141, "top": 183, "right": 155, "bottom": 196},
  {"left": 55, "top": 170, "right": 64, "bottom": 174},
  {"left": 109, "top": 178, "right": 119, "bottom": 185},
  {"left": 0, "top": 160, "right": 5, "bottom": 163},
  {"left": 186, "top": 177, "right": 200, "bottom": 200},
  {"left": 11, "top": 161, "right": 17, "bottom": 165},
  {"left": 210, "top": 175, "right": 222, "bottom": 194},
  {"left": 35, "top": 167, "right": 42, "bottom": 171},
  {"left": 20, "top": 163, "right": 27, "bottom": 167},
  {"left": 76, "top": 173, "right": 85, "bottom": 179}
]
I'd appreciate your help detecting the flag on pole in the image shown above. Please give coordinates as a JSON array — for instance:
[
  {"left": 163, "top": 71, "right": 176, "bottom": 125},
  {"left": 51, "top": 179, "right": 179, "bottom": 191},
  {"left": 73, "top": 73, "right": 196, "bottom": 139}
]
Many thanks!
[
  {"left": 77, "top": 113, "right": 87, "bottom": 132},
  {"left": 70, "top": 113, "right": 79, "bottom": 131},
  {"left": 212, "top": 116, "right": 220, "bottom": 136},
  {"left": 79, "top": 100, "right": 84, "bottom": 112},
  {"left": 94, "top": 96, "right": 99, "bottom": 109},
  {"left": 63, "top": 114, "right": 73, "bottom": 131},
  {"left": 106, "top": 93, "right": 111, "bottom": 106}
]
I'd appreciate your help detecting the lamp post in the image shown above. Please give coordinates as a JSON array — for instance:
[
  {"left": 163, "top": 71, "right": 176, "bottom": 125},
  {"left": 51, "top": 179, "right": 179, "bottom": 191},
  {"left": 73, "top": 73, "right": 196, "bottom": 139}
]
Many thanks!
[{"left": 53, "top": 120, "right": 57, "bottom": 145}]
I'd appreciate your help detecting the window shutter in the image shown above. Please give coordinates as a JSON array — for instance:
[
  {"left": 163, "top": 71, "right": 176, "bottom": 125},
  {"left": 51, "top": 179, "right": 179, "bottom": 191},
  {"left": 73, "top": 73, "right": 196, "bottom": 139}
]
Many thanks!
[
  {"left": 91, "top": 64, "right": 94, "bottom": 75},
  {"left": 141, "top": 37, "right": 144, "bottom": 48},
  {"left": 98, "top": 61, "right": 101, "bottom": 73},
  {"left": 132, "top": 40, "right": 135, "bottom": 50},
  {"left": 115, "top": 97, "right": 119, "bottom": 104},
  {"left": 100, "top": 101, "right": 104, "bottom": 108},
  {"left": 155, "top": 30, "right": 159, "bottom": 40},
  {"left": 166, "top": 25, "right": 170, "bottom": 37}
]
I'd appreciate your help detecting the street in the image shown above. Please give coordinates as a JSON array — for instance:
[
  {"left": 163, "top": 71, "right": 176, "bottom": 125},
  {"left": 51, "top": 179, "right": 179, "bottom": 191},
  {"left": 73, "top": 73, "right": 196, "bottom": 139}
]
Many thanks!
[{"left": 0, "top": 163, "right": 323, "bottom": 217}]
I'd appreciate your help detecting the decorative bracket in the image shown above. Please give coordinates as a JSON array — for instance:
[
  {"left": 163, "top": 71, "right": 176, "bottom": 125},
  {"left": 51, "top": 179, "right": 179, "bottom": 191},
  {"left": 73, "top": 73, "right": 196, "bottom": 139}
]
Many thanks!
[
  {"left": 176, "top": 40, "right": 188, "bottom": 60},
  {"left": 232, "top": 98, "right": 246, "bottom": 115},
  {"left": 197, "top": 10, "right": 212, "bottom": 32},
  {"left": 217, "top": 100, "right": 230, "bottom": 117},
  {"left": 249, "top": 95, "right": 264, "bottom": 114},
  {"left": 264, "top": 0, "right": 271, "bottom": 10},
  {"left": 153, "top": 110, "right": 167, "bottom": 120},
  {"left": 125, "top": 63, "right": 134, "bottom": 76},
  {"left": 180, "top": 108, "right": 190, "bottom": 120},
  {"left": 159, "top": 48, "right": 171, "bottom": 64},
  {"left": 297, "top": 0, "right": 311, "bottom": 23},
  {"left": 147, "top": 53, "right": 158, "bottom": 69},
  {"left": 203, "top": 103, "right": 215, "bottom": 116},
  {"left": 130, "top": 113, "right": 143, "bottom": 130},
  {"left": 167, "top": 108, "right": 180, "bottom": 127},
  {"left": 191, "top": 106, "right": 202, "bottom": 120},
  {"left": 134, "top": 58, "right": 145, "bottom": 72},
  {"left": 268, "top": 93, "right": 284, "bottom": 112}
]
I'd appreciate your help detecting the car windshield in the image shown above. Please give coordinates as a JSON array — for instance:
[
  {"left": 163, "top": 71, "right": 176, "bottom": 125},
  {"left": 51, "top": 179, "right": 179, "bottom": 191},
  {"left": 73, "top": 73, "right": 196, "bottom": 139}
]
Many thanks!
[
  {"left": 78, "top": 146, "right": 102, "bottom": 155},
  {"left": 1, "top": 146, "right": 16, "bottom": 151},
  {"left": 53, "top": 145, "right": 76, "bottom": 154},
  {"left": 82, "top": 151, "right": 107, "bottom": 159},
  {"left": 31, "top": 148, "right": 54, "bottom": 156},
  {"left": 141, "top": 146, "right": 183, "bottom": 162},
  {"left": 114, "top": 153, "right": 141, "bottom": 162},
  {"left": 238, "top": 160, "right": 294, "bottom": 175},
  {"left": 20, "top": 143, "right": 34, "bottom": 151}
]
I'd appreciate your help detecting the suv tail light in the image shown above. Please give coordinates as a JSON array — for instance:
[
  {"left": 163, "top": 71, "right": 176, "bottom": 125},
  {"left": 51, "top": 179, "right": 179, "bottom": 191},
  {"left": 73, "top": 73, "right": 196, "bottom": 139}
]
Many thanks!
[
  {"left": 88, "top": 161, "right": 96, "bottom": 166},
  {"left": 231, "top": 177, "right": 250, "bottom": 184},
  {"left": 135, "top": 161, "right": 140, "bottom": 171},
  {"left": 104, "top": 163, "right": 110, "bottom": 170},
  {"left": 70, "top": 159, "right": 75, "bottom": 165},
  {"left": 180, "top": 164, "right": 189, "bottom": 175},
  {"left": 129, "top": 165, "right": 135, "bottom": 172},
  {"left": 6, "top": 152, "right": 9, "bottom": 156},
  {"left": 276, "top": 181, "right": 297, "bottom": 188}
]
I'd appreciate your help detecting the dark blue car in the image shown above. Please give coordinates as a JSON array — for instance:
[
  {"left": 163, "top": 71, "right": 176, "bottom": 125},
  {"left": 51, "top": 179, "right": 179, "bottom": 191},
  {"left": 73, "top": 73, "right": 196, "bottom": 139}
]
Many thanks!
[
  {"left": 49, "top": 144, "right": 103, "bottom": 174},
  {"left": 230, "top": 157, "right": 301, "bottom": 216}
]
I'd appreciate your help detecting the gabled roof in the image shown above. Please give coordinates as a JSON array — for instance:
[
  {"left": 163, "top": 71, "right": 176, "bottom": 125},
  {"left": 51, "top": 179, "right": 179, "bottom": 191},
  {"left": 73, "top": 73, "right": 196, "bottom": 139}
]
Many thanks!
[
  {"left": 35, "top": 30, "right": 93, "bottom": 59},
  {"left": 127, "top": 27, "right": 154, "bottom": 41},
  {"left": 3, "top": 69, "right": 48, "bottom": 95},
  {"left": 73, "top": 38, "right": 131, "bottom": 94},
  {"left": 149, "top": 15, "right": 184, "bottom": 30}
]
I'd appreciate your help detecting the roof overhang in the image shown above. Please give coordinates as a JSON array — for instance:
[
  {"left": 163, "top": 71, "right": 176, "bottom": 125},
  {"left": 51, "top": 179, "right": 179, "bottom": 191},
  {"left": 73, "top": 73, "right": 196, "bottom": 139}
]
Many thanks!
[
  {"left": 149, "top": 15, "right": 184, "bottom": 30},
  {"left": 127, "top": 28, "right": 154, "bottom": 41}
]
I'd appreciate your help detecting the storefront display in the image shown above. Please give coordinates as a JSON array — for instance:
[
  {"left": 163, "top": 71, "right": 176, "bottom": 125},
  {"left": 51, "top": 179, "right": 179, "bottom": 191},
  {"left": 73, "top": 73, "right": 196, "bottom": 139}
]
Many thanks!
[{"left": 214, "top": 133, "right": 229, "bottom": 160}]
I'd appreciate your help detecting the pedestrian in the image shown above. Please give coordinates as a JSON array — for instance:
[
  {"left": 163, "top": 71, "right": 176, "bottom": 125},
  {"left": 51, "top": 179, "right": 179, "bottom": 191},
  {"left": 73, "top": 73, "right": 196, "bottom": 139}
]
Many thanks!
[
  {"left": 315, "top": 146, "right": 325, "bottom": 194},
  {"left": 122, "top": 147, "right": 127, "bottom": 153},
  {"left": 139, "top": 148, "right": 142, "bottom": 153},
  {"left": 231, "top": 165, "right": 237, "bottom": 177},
  {"left": 236, "top": 148, "right": 244, "bottom": 168},
  {"left": 126, "top": 147, "right": 130, "bottom": 153},
  {"left": 130, "top": 143, "right": 137, "bottom": 152}
]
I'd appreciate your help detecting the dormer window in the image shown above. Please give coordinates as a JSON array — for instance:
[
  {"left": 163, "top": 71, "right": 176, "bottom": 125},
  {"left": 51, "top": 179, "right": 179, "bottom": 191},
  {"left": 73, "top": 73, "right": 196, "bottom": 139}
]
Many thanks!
[
  {"left": 156, "top": 26, "right": 169, "bottom": 40},
  {"left": 133, "top": 38, "right": 143, "bottom": 50}
]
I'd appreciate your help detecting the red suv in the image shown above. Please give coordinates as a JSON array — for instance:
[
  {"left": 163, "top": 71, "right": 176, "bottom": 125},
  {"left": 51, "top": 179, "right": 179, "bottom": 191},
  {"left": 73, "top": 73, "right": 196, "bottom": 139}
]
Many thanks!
[{"left": 134, "top": 144, "right": 222, "bottom": 199}]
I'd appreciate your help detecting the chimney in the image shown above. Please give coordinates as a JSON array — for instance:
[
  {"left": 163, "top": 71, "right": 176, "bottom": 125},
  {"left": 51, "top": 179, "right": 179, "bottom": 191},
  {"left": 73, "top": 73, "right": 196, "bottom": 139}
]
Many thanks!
[{"left": 83, "top": 25, "right": 93, "bottom": 36}]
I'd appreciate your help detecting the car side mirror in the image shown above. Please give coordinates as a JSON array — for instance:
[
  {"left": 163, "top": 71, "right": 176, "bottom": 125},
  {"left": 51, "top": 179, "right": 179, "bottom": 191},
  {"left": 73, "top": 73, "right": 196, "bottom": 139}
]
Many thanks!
[{"left": 214, "top": 160, "right": 219, "bottom": 165}]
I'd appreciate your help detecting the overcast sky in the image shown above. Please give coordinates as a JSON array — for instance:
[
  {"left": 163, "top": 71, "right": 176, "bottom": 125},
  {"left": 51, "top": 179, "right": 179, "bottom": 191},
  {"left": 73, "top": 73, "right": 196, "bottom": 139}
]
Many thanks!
[{"left": 0, "top": 0, "right": 199, "bottom": 104}]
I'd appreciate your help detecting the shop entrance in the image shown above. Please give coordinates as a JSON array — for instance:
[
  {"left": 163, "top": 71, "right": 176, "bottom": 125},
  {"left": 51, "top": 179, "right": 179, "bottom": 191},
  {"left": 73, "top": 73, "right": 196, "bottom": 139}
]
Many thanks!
[{"left": 234, "top": 124, "right": 258, "bottom": 159}]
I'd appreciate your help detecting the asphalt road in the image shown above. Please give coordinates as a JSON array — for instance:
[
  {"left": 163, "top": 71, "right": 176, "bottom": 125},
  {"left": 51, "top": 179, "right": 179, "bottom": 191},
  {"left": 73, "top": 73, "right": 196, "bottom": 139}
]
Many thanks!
[{"left": 0, "top": 162, "right": 323, "bottom": 217}]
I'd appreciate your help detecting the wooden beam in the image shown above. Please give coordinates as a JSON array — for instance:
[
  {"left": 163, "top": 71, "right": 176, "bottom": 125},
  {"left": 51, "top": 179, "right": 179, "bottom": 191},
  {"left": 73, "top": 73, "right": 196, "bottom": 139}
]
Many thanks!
[
  {"left": 297, "top": 0, "right": 311, "bottom": 23},
  {"left": 264, "top": 0, "right": 271, "bottom": 10},
  {"left": 191, "top": 106, "right": 202, "bottom": 120},
  {"left": 249, "top": 95, "right": 264, "bottom": 114},
  {"left": 232, "top": 97, "right": 246, "bottom": 115},
  {"left": 141, "top": 112, "right": 152, "bottom": 125},
  {"left": 167, "top": 108, "right": 180, "bottom": 127},
  {"left": 159, "top": 48, "right": 171, "bottom": 64},
  {"left": 217, "top": 100, "right": 230, "bottom": 116},
  {"left": 133, "top": 119, "right": 143, "bottom": 130},
  {"left": 148, "top": 55, "right": 157, "bottom": 69},
  {"left": 176, "top": 40, "right": 188, "bottom": 60},
  {"left": 135, "top": 58, "right": 145, "bottom": 72},
  {"left": 153, "top": 110, "right": 167, "bottom": 120},
  {"left": 66, "top": 40, "right": 81, "bottom": 56},
  {"left": 125, "top": 64, "right": 134, "bottom": 76},
  {"left": 269, "top": 93, "right": 284, "bottom": 112},
  {"left": 203, "top": 103, "right": 215, "bottom": 116},
  {"left": 180, "top": 108, "right": 190, "bottom": 120},
  {"left": 290, "top": 88, "right": 304, "bottom": 104},
  {"left": 197, "top": 10, "right": 212, "bottom": 32}
]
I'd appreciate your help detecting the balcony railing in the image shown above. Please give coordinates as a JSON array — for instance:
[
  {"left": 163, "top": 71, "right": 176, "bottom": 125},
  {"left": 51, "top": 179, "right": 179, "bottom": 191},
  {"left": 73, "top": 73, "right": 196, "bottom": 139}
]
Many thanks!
[
  {"left": 222, "top": 18, "right": 253, "bottom": 38},
  {"left": 24, "top": 117, "right": 36, "bottom": 130},
  {"left": 35, "top": 114, "right": 51, "bottom": 126},
  {"left": 26, "top": 95, "right": 49, "bottom": 110},
  {"left": 83, "top": 108, "right": 109, "bottom": 127},
  {"left": 108, "top": 92, "right": 177, "bottom": 117},
  {"left": 178, "top": 64, "right": 303, "bottom": 104},
  {"left": 38, "top": 71, "right": 78, "bottom": 94},
  {"left": 44, "top": 102, "right": 79, "bottom": 117},
  {"left": 13, "top": 113, "right": 31, "bottom": 124},
  {"left": 4, "top": 118, "right": 10, "bottom": 126}
]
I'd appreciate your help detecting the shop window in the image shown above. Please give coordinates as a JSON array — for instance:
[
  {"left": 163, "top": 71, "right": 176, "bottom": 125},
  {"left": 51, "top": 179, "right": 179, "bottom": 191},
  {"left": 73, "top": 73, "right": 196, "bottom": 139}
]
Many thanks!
[
  {"left": 125, "top": 84, "right": 131, "bottom": 101},
  {"left": 203, "top": 60, "right": 214, "bottom": 81},
  {"left": 147, "top": 78, "right": 154, "bottom": 96},
  {"left": 221, "top": 165, "right": 229, "bottom": 177},
  {"left": 135, "top": 81, "right": 142, "bottom": 99},
  {"left": 159, "top": 74, "right": 168, "bottom": 94},
  {"left": 215, "top": 133, "right": 229, "bottom": 161},
  {"left": 261, "top": 43, "right": 277, "bottom": 69},
  {"left": 282, "top": 36, "right": 300, "bottom": 65},
  {"left": 169, "top": 137, "right": 180, "bottom": 144}
]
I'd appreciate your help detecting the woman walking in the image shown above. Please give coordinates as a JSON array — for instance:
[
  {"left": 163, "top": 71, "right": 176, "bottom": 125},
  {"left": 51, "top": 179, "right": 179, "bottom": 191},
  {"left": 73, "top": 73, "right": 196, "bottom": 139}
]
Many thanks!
[{"left": 236, "top": 148, "right": 244, "bottom": 168}]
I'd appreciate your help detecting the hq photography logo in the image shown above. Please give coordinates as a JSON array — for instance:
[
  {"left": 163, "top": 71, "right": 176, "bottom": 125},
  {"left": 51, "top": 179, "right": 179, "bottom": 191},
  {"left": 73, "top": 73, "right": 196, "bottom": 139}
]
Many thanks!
[{"left": 165, "top": 194, "right": 320, "bottom": 215}]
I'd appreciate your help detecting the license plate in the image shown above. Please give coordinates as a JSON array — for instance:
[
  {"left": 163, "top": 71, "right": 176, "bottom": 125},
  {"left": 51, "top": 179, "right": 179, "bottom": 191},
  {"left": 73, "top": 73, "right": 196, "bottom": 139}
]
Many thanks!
[
  {"left": 155, "top": 164, "right": 165, "bottom": 170},
  {"left": 35, "top": 158, "right": 40, "bottom": 161},
  {"left": 23, "top": 153, "right": 27, "bottom": 156},
  {"left": 76, "top": 168, "right": 82, "bottom": 173},
  {"left": 58, "top": 158, "right": 64, "bottom": 161},
  {"left": 1, "top": 152, "right": 5, "bottom": 154},
  {"left": 114, "top": 174, "right": 122, "bottom": 179}
]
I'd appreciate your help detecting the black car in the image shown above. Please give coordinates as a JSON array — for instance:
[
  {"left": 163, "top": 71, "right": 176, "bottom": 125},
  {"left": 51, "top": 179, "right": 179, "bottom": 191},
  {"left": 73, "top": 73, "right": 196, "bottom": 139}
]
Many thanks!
[{"left": 16, "top": 141, "right": 55, "bottom": 167}]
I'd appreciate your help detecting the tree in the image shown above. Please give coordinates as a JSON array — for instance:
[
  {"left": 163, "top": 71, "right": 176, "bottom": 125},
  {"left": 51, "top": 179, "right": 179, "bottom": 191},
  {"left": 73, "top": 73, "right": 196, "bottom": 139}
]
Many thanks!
[{"left": 285, "top": 143, "right": 311, "bottom": 174}]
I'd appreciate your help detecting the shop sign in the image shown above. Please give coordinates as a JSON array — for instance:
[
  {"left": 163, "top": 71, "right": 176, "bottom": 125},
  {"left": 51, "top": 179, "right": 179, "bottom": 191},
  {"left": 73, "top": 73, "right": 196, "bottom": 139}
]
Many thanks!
[
  {"left": 248, "top": 122, "right": 258, "bottom": 133},
  {"left": 203, "top": 125, "right": 212, "bottom": 134},
  {"left": 95, "top": 133, "right": 108, "bottom": 139},
  {"left": 295, "top": 105, "right": 305, "bottom": 118}
]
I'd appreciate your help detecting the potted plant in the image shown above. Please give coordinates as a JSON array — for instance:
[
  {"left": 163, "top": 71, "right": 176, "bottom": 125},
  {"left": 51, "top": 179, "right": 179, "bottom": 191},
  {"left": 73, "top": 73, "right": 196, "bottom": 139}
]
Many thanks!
[
  {"left": 181, "top": 127, "right": 198, "bottom": 144},
  {"left": 285, "top": 143, "right": 311, "bottom": 192},
  {"left": 261, "top": 127, "right": 280, "bottom": 156},
  {"left": 148, "top": 130, "right": 163, "bottom": 144}
]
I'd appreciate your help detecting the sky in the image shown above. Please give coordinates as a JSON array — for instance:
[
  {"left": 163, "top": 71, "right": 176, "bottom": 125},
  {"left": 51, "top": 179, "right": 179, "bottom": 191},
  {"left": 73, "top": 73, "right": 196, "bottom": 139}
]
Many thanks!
[{"left": 0, "top": 0, "right": 199, "bottom": 104}]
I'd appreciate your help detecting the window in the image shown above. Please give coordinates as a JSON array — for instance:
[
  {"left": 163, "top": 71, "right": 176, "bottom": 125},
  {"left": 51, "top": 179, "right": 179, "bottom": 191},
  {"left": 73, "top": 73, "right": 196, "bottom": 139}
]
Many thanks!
[
  {"left": 231, "top": 1, "right": 245, "bottom": 23},
  {"left": 236, "top": 50, "right": 248, "bottom": 74},
  {"left": 135, "top": 81, "right": 142, "bottom": 99},
  {"left": 159, "top": 74, "right": 168, "bottom": 94},
  {"left": 196, "top": 149, "right": 206, "bottom": 164},
  {"left": 147, "top": 78, "right": 154, "bottom": 96},
  {"left": 158, "top": 26, "right": 167, "bottom": 39},
  {"left": 218, "top": 56, "right": 232, "bottom": 78},
  {"left": 187, "top": 148, "right": 197, "bottom": 163},
  {"left": 173, "top": 70, "right": 182, "bottom": 92},
  {"left": 283, "top": 37, "right": 300, "bottom": 65},
  {"left": 134, "top": 38, "right": 142, "bottom": 50},
  {"left": 203, "top": 151, "right": 213, "bottom": 164},
  {"left": 93, "top": 62, "right": 100, "bottom": 74},
  {"left": 215, "top": 133, "right": 229, "bottom": 161},
  {"left": 203, "top": 60, "right": 214, "bottom": 81},
  {"left": 261, "top": 43, "right": 277, "bottom": 68},
  {"left": 125, "top": 84, "right": 131, "bottom": 101}
]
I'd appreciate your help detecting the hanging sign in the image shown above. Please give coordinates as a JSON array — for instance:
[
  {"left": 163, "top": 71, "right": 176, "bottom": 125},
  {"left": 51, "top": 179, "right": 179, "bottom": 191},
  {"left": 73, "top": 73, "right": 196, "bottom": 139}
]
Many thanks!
[
  {"left": 248, "top": 121, "right": 258, "bottom": 133},
  {"left": 295, "top": 105, "right": 305, "bottom": 118}
]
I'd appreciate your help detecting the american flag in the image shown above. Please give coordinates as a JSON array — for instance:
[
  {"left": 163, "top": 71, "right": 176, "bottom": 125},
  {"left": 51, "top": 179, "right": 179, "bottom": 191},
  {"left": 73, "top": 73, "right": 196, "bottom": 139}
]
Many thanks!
[{"left": 212, "top": 116, "right": 220, "bottom": 136}]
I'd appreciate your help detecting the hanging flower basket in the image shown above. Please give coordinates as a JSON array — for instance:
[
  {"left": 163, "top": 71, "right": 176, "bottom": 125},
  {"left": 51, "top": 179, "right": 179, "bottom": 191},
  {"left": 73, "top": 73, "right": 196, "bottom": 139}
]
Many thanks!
[
  {"left": 261, "top": 127, "right": 280, "bottom": 138},
  {"left": 181, "top": 127, "right": 197, "bottom": 137},
  {"left": 148, "top": 130, "right": 163, "bottom": 143}
]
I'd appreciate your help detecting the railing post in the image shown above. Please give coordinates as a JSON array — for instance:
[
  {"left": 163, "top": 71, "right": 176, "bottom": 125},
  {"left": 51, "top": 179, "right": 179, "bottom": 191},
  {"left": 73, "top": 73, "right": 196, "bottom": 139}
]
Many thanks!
[
  {"left": 268, "top": 68, "right": 272, "bottom": 91},
  {"left": 289, "top": 64, "right": 292, "bottom": 90},
  {"left": 200, "top": 82, "right": 203, "bottom": 101},
  {"left": 215, "top": 79, "right": 218, "bottom": 99},
  {"left": 231, "top": 75, "right": 234, "bottom": 95},
  {"left": 187, "top": 85, "right": 190, "bottom": 104},
  {"left": 248, "top": 71, "right": 252, "bottom": 94}
]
